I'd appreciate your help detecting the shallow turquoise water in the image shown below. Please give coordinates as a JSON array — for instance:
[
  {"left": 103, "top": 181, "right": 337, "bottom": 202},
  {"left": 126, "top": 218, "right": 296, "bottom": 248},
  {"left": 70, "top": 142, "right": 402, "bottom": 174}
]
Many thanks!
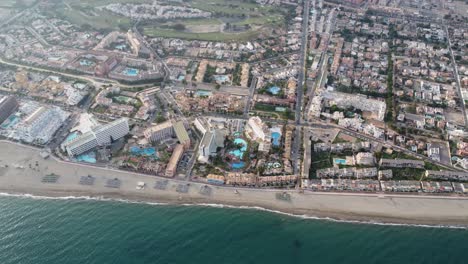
[{"left": 0, "top": 196, "right": 466, "bottom": 264}]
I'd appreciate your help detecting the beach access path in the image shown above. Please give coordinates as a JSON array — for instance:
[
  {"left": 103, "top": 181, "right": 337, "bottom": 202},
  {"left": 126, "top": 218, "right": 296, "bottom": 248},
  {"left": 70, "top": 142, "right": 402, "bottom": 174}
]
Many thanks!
[{"left": 1, "top": 140, "right": 468, "bottom": 227}]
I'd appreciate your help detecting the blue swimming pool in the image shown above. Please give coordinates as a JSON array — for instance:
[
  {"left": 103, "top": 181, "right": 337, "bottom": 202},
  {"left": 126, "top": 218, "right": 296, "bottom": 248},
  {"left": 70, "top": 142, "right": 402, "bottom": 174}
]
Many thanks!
[
  {"left": 230, "top": 138, "right": 247, "bottom": 156},
  {"left": 267, "top": 86, "right": 281, "bottom": 95},
  {"left": 1, "top": 115, "right": 19, "bottom": 129},
  {"left": 231, "top": 161, "right": 245, "bottom": 169},
  {"left": 130, "top": 146, "right": 157, "bottom": 157},
  {"left": 123, "top": 68, "right": 139, "bottom": 76},
  {"left": 76, "top": 152, "right": 97, "bottom": 164},
  {"left": 271, "top": 132, "right": 281, "bottom": 146},
  {"left": 334, "top": 158, "right": 346, "bottom": 165},
  {"left": 64, "top": 131, "right": 79, "bottom": 143}
]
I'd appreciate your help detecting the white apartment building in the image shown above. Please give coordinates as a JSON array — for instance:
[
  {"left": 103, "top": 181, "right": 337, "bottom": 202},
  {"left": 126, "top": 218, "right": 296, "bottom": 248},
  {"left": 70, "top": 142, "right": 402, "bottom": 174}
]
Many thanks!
[
  {"left": 144, "top": 120, "right": 174, "bottom": 143},
  {"left": 198, "top": 129, "right": 226, "bottom": 163},
  {"left": 322, "top": 91, "right": 386, "bottom": 121},
  {"left": 63, "top": 118, "right": 129, "bottom": 157},
  {"left": 246, "top": 116, "right": 268, "bottom": 141},
  {"left": 17, "top": 106, "right": 69, "bottom": 144}
]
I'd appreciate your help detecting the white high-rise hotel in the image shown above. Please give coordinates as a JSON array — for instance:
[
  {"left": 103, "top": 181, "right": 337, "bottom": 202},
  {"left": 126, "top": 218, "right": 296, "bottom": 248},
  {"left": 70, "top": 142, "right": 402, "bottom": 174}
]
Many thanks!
[{"left": 62, "top": 118, "right": 129, "bottom": 157}]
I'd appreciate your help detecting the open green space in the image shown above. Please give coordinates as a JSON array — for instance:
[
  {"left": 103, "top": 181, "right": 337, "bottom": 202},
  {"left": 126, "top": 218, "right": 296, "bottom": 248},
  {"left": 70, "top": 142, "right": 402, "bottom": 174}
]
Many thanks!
[
  {"left": 48, "top": 0, "right": 287, "bottom": 41},
  {"left": 190, "top": 0, "right": 274, "bottom": 15},
  {"left": 143, "top": 27, "right": 259, "bottom": 42},
  {"left": 61, "top": 0, "right": 150, "bottom": 8}
]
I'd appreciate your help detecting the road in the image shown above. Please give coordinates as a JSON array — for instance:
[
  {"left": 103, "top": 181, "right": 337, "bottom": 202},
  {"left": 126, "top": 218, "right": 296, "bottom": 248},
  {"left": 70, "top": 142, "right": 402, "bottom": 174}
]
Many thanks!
[
  {"left": 132, "top": 23, "right": 170, "bottom": 85},
  {"left": 243, "top": 76, "right": 257, "bottom": 117},
  {"left": 444, "top": 24, "right": 468, "bottom": 129},
  {"left": 292, "top": 0, "right": 311, "bottom": 175},
  {"left": 0, "top": 57, "right": 155, "bottom": 89}
]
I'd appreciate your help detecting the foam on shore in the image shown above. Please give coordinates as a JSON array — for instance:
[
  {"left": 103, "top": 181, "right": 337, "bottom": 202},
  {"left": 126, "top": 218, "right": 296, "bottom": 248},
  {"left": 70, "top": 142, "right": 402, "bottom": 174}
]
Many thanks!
[{"left": 0, "top": 192, "right": 466, "bottom": 230}]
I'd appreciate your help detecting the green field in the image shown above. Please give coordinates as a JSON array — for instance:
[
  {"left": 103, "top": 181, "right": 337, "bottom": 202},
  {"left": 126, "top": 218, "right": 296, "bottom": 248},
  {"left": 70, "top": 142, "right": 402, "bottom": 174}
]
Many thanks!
[
  {"left": 143, "top": 27, "right": 260, "bottom": 42},
  {"left": 50, "top": 5, "right": 132, "bottom": 30},
  {"left": 62, "top": 0, "right": 150, "bottom": 8},
  {"left": 49, "top": 0, "right": 286, "bottom": 40}
]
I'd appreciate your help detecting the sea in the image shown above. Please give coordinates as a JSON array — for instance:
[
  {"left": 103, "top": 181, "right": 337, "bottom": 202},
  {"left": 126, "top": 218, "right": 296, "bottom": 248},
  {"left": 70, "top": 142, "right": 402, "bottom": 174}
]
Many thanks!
[{"left": 0, "top": 194, "right": 466, "bottom": 264}]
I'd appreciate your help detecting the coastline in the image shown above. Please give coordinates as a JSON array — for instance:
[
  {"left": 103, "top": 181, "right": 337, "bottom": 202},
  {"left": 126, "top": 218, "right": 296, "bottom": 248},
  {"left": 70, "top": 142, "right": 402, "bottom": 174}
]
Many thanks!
[{"left": 1, "top": 141, "right": 468, "bottom": 227}]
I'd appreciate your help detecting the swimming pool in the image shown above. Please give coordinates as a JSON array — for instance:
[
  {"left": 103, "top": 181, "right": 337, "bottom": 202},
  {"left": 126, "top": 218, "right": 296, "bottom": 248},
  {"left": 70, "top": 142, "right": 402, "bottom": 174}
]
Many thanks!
[
  {"left": 214, "top": 75, "right": 229, "bottom": 83},
  {"left": 267, "top": 86, "right": 281, "bottom": 95},
  {"left": 123, "top": 68, "right": 139, "bottom": 76},
  {"left": 1, "top": 115, "right": 19, "bottom": 129},
  {"left": 231, "top": 161, "right": 245, "bottom": 169},
  {"left": 334, "top": 158, "right": 346, "bottom": 165},
  {"left": 271, "top": 132, "right": 281, "bottom": 146},
  {"left": 229, "top": 138, "right": 247, "bottom": 159},
  {"left": 270, "top": 127, "right": 282, "bottom": 147},
  {"left": 64, "top": 131, "right": 80, "bottom": 143},
  {"left": 115, "top": 44, "right": 127, "bottom": 50},
  {"left": 130, "top": 146, "right": 157, "bottom": 157},
  {"left": 76, "top": 152, "right": 97, "bottom": 164},
  {"left": 79, "top": 59, "right": 94, "bottom": 67},
  {"left": 195, "top": 90, "right": 213, "bottom": 97}
]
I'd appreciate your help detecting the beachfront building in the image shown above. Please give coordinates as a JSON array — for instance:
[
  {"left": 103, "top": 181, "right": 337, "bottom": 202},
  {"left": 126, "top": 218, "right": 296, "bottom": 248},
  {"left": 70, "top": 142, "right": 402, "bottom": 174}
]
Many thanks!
[
  {"left": 173, "top": 121, "right": 191, "bottom": 149},
  {"left": 95, "top": 118, "right": 130, "bottom": 145},
  {"left": 144, "top": 120, "right": 191, "bottom": 148},
  {"left": 144, "top": 121, "right": 174, "bottom": 143},
  {"left": 16, "top": 106, "right": 70, "bottom": 144},
  {"left": 165, "top": 144, "right": 184, "bottom": 177},
  {"left": 0, "top": 96, "right": 19, "bottom": 125},
  {"left": 63, "top": 118, "right": 129, "bottom": 157},
  {"left": 425, "top": 170, "right": 468, "bottom": 182},
  {"left": 198, "top": 129, "right": 226, "bottom": 163}
]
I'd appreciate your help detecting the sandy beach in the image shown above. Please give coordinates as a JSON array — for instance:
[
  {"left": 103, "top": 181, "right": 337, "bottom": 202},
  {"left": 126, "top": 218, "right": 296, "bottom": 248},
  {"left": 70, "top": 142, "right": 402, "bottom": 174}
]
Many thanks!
[{"left": 1, "top": 140, "right": 468, "bottom": 227}]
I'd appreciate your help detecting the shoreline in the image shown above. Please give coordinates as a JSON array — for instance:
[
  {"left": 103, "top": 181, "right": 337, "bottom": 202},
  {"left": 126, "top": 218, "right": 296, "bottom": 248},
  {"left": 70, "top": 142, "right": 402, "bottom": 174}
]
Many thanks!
[
  {"left": 1, "top": 141, "right": 468, "bottom": 227},
  {"left": 1, "top": 188, "right": 467, "bottom": 229}
]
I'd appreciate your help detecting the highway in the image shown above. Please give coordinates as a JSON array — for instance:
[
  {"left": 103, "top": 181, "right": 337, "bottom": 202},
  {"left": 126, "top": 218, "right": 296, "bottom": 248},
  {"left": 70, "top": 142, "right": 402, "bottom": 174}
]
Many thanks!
[
  {"left": 292, "top": 0, "right": 311, "bottom": 175},
  {"left": 0, "top": 57, "right": 156, "bottom": 89}
]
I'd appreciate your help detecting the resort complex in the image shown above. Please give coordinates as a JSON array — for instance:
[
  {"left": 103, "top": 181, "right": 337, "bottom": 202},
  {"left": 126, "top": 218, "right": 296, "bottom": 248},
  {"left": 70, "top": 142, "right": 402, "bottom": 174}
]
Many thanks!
[{"left": 0, "top": 0, "right": 467, "bottom": 198}]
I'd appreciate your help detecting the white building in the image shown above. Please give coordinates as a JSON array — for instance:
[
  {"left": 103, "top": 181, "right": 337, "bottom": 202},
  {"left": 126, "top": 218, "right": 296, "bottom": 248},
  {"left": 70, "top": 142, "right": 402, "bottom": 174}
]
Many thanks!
[
  {"left": 63, "top": 118, "right": 129, "bottom": 157},
  {"left": 144, "top": 120, "right": 174, "bottom": 143},
  {"left": 17, "top": 106, "right": 69, "bottom": 144},
  {"left": 355, "top": 152, "right": 375, "bottom": 166},
  {"left": 246, "top": 116, "right": 268, "bottom": 141},
  {"left": 198, "top": 129, "right": 226, "bottom": 163},
  {"left": 322, "top": 91, "right": 387, "bottom": 121}
]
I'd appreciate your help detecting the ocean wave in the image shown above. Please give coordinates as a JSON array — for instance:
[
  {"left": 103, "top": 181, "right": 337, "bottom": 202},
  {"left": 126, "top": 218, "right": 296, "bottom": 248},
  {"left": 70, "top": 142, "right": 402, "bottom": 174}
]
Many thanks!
[
  {"left": 0, "top": 192, "right": 168, "bottom": 206},
  {"left": 187, "top": 203, "right": 468, "bottom": 230},
  {"left": 0, "top": 192, "right": 466, "bottom": 230}
]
